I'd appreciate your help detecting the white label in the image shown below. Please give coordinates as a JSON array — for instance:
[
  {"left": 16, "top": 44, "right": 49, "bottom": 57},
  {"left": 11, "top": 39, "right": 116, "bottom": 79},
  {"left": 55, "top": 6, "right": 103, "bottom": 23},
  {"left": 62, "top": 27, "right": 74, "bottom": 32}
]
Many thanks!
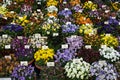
[
  {"left": 105, "top": 10, "right": 110, "bottom": 13},
  {"left": 64, "top": 8, "right": 69, "bottom": 10},
  {"left": 17, "top": 36, "right": 23, "bottom": 39},
  {"left": 5, "top": 56, "right": 11, "bottom": 59},
  {"left": 2, "top": 34, "right": 8, "bottom": 38},
  {"left": 20, "top": 61, "right": 28, "bottom": 66},
  {"left": 5, "top": 45, "right": 11, "bottom": 49},
  {"left": 63, "top": 1, "right": 67, "bottom": 4},
  {"left": 111, "top": 17, "right": 116, "bottom": 19},
  {"left": 101, "top": 45, "right": 106, "bottom": 48},
  {"left": 0, "top": 78, "right": 11, "bottom": 80},
  {"left": 86, "top": 23, "right": 90, "bottom": 26},
  {"left": 73, "top": 59, "right": 80, "bottom": 63},
  {"left": 78, "top": 10, "right": 83, "bottom": 13},
  {"left": 10, "top": 11, "right": 14, "bottom": 13},
  {"left": 106, "top": 34, "right": 110, "bottom": 36},
  {"left": 61, "top": 44, "right": 68, "bottom": 49},
  {"left": 53, "top": 33, "right": 59, "bottom": 36},
  {"left": 35, "top": 33, "right": 41, "bottom": 38},
  {"left": 47, "top": 62, "right": 55, "bottom": 67},
  {"left": 37, "top": 9, "right": 41, "bottom": 12},
  {"left": 104, "top": 21, "right": 109, "bottom": 24},
  {"left": 42, "top": 45, "right": 48, "bottom": 49},
  {"left": 71, "top": 35, "right": 77, "bottom": 38},
  {"left": 66, "top": 22, "right": 71, "bottom": 25},
  {"left": 85, "top": 45, "right": 91, "bottom": 49},
  {"left": 37, "top": 2, "right": 41, "bottom": 4},
  {"left": 24, "top": 45, "right": 30, "bottom": 49},
  {"left": 99, "top": 60, "right": 106, "bottom": 64}
]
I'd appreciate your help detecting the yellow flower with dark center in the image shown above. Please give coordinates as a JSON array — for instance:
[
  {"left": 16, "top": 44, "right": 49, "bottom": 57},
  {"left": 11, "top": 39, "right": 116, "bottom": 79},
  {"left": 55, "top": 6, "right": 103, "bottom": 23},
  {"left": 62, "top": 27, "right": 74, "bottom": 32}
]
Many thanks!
[{"left": 34, "top": 48, "right": 54, "bottom": 64}]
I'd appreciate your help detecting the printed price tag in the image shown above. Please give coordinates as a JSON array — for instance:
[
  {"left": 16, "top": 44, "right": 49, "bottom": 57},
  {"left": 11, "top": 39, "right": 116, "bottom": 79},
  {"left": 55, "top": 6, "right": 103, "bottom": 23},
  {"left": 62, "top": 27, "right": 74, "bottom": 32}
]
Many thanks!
[
  {"left": 42, "top": 45, "right": 48, "bottom": 49},
  {"left": 20, "top": 61, "right": 28, "bottom": 66},
  {"left": 71, "top": 35, "right": 77, "bottom": 38},
  {"left": 47, "top": 62, "right": 55, "bottom": 67},
  {"left": 24, "top": 45, "right": 30, "bottom": 49},
  {"left": 10, "top": 11, "right": 14, "bottom": 13},
  {"left": 53, "top": 33, "right": 59, "bottom": 36},
  {"left": 105, "top": 10, "right": 110, "bottom": 13},
  {"left": 35, "top": 33, "right": 41, "bottom": 38},
  {"left": 119, "top": 22, "right": 120, "bottom": 25},
  {"left": 61, "top": 44, "right": 68, "bottom": 49},
  {"left": 78, "top": 10, "right": 82, "bottom": 13},
  {"left": 37, "top": 2, "right": 41, "bottom": 4},
  {"left": 111, "top": 17, "right": 116, "bottom": 19},
  {"left": 106, "top": 34, "right": 110, "bottom": 36},
  {"left": 86, "top": 23, "right": 90, "bottom": 26},
  {"left": 104, "top": 21, "right": 109, "bottom": 24},
  {"left": 85, "top": 45, "right": 91, "bottom": 49},
  {"left": 99, "top": 60, "right": 106, "bottom": 64},
  {"left": 5, "top": 56, "right": 11, "bottom": 59},
  {"left": 64, "top": 8, "right": 69, "bottom": 10},
  {"left": 5, "top": 45, "right": 11, "bottom": 49},
  {"left": 0, "top": 78, "right": 11, "bottom": 80},
  {"left": 63, "top": 1, "right": 67, "bottom": 4},
  {"left": 67, "top": 21, "right": 71, "bottom": 24},
  {"left": 17, "top": 36, "right": 23, "bottom": 39},
  {"left": 37, "top": 9, "right": 41, "bottom": 12},
  {"left": 101, "top": 45, "right": 106, "bottom": 48},
  {"left": 2, "top": 34, "right": 8, "bottom": 38},
  {"left": 73, "top": 59, "right": 80, "bottom": 63}
]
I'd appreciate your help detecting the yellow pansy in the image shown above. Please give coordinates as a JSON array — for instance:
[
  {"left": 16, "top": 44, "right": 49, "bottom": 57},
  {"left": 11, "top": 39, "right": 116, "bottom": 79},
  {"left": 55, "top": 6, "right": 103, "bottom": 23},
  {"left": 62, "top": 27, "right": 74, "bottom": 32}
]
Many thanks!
[
  {"left": 13, "top": 0, "right": 24, "bottom": 3},
  {"left": 100, "top": 34, "right": 119, "bottom": 47},
  {"left": 47, "top": 0, "right": 58, "bottom": 7},
  {"left": 79, "top": 24, "right": 94, "bottom": 35},
  {"left": 0, "top": 6, "right": 8, "bottom": 15},
  {"left": 34, "top": 48, "right": 54, "bottom": 65},
  {"left": 17, "top": 15, "right": 29, "bottom": 26},
  {"left": 111, "top": 2, "right": 120, "bottom": 11},
  {"left": 83, "top": 1, "right": 97, "bottom": 10}
]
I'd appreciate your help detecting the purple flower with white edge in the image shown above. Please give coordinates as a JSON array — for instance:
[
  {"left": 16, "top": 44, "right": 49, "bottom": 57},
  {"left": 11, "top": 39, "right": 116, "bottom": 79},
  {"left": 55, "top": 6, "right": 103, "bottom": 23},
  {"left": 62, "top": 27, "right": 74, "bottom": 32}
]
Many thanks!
[
  {"left": 20, "top": 4, "right": 32, "bottom": 16},
  {"left": 58, "top": 8, "right": 72, "bottom": 17},
  {"left": 11, "top": 36, "right": 35, "bottom": 60},
  {"left": 12, "top": 65, "right": 34, "bottom": 80},
  {"left": 66, "top": 36, "right": 83, "bottom": 50},
  {"left": 61, "top": 22, "right": 78, "bottom": 33},
  {"left": 55, "top": 48, "right": 76, "bottom": 63},
  {"left": 90, "top": 60, "right": 119, "bottom": 80},
  {"left": 72, "top": 4, "right": 83, "bottom": 12}
]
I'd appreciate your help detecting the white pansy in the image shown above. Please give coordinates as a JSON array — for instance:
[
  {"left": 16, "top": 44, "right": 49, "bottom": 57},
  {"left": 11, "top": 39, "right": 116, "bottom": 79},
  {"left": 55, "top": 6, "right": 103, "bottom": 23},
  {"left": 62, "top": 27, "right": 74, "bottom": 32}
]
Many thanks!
[
  {"left": 99, "top": 46, "right": 120, "bottom": 62},
  {"left": 64, "top": 58, "right": 90, "bottom": 79},
  {"left": 47, "top": 6, "right": 58, "bottom": 12}
]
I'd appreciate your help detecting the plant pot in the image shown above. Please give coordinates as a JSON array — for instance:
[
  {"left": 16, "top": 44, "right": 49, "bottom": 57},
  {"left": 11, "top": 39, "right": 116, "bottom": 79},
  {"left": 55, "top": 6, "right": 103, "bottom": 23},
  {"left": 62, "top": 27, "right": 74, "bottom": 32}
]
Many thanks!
[
  {"left": 35, "top": 63, "right": 45, "bottom": 70},
  {"left": 28, "top": 59, "right": 34, "bottom": 65}
]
